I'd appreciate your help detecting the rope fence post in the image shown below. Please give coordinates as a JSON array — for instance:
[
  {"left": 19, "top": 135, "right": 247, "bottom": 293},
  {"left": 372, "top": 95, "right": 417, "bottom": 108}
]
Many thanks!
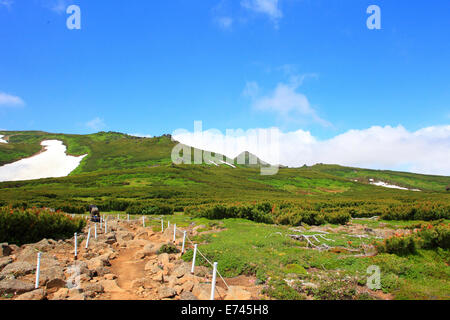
[
  {"left": 173, "top": 224, "right": 176, "bottom": 242},
  {"left": 127, "top": 214, "right": 129, "bottom": 222},
  {"left": 35, "top": 252, "right": 41, "bottom": 289},
  {"left": 142, "top": 216, "right": 145, "bottom": 227},
  {"left": 168, "top": 221, "right": 170, "bottom": 229},
  {"left": 182, "top": 231, "right": 187, "bottom": 253},
  {"left": 210, "top": 262, "right": 218, "bottom": 300},
  {"left": 74, "top": 233, "right": 78, "bottom": 260},
  {"left": 161, "top": 219, "right": 164, "bottom": 232},
  {"left": 94, "top": 223, "right": 97, "bottom": 239},
  {"left": 105, "top": 219, "right": 108, "bottom": 233},
  {"left": 85, "top": 227, "right": 91, "bottom": 249},
  {"left": 191, "top": 244, "right": 197, "bottom": 274}
]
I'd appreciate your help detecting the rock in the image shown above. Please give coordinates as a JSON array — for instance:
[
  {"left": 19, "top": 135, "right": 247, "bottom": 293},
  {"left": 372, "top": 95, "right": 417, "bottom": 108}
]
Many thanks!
[
  {"left": 94, "top": 266, "right": 111, "bottom": 277},
  {"left": 105, "top": 233, "right": 117, "bottom": 245},
  {"left": 67, "top": 292, "right": 86, "bottom": 300},
  {"left": 104, "top": 273, "right": 117, "bottom": 280},
  {"left": 173, "top": 264, "right": 189, "bottom": 278},
  {"left": 158, "top": 286, "right": 176, "bottom": 299},
  {"left": 0, "top": 279, "right": 35, "bottom": 295},
  {"left": 193, "top": 266, "right": 210, "bottom": 277},
  {"left": 116, "top": 231, "right": 134, "bottom": 242},
  {"left": 0, "top": 257, "right": 13, "bottom": 271},
  {"left": 134, "top": 251, "right": 146, "bottom": 260},
  {"left": 125, "top": 239, "right": 149, "bottom": 248},
  {"left": 302, "top": 282, "right": 318, "bottom": 289},
  {"left": 0, "top": 243, "right": 12, "bottom": 257},
  {"left": 34, "top": 239, "right": 54, "bottom": 252},
  {"left": 40, "top": 266, "right": 65, "bottom": 289},
  {"left": 181, "top": 281, "right": 194, "bottom": 293},
  {"left": 152, "top": 271, "right": 164, "bottom": 283},
  {"left": 224, "top": 286, "right": 252, "bottom": 300},
  {"left": 131, "top": 278, "right": 145, "bottom": 289},
  {"left": 157, "top": 253, "right": 170, "bottom": 265},
  {"left": 15, "top": 288, "right": 46, "bottom": 300},
  {"left": 82, "top": 282, "right": 104, "bottom": 294},
  {"left": 51, "top": 288, "right": 69, "bottom": 300},
  {"left": 99, "top": 279, "right": 125, "bottom": 293},
  {"left": 180, "top": 291, "right": 198, "bottom": 300},
  {"left": 0, "top": 261, "right": 35, "bottom": 278}
]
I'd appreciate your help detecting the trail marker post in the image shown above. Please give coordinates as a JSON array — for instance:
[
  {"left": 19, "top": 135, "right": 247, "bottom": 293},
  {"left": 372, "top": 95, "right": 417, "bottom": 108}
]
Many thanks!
[
  {"left": 173, "top": 224, "right": 176, "bottom": 242},
  {"left": 182, "top": 231, "right": 187, "bottom": 253},
  {"left": 105, "top": 219, "right": 108, "bottom": 233},
  {"left": 161, "top": 219, "right": 164, "bottom": 232},
  {"left": 191, "top": 244, "right": 198, "bottom": 274},
  {"left": 94, "top": 224, "right": 97, "bottom": 239},
  {"left": 210, "top": 262, "right": 218, "bottom": 300},
  {"left": 74, "top": 233, "right": 78, "bottom": 260},
  {"left": 127, "top": 214, "right": 129, "bottom": 222},
  {"left": 142, "top": 216, "right": 145, "bottom": 227},
  {"left": 85, "top": 227, "right": 91, "bottom": 249},
  {"left": 35, "top": 252, "right": 41, "bottom": 289}
]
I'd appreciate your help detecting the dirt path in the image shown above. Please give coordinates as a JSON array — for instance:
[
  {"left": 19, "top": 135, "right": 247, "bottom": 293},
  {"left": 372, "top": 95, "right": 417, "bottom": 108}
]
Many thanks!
[{"left": 107, "top": 247, "right": 147, "bottom": 300}]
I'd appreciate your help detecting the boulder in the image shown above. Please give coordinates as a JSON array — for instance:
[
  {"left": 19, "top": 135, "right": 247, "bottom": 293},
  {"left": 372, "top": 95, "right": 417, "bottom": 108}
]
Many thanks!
[
  {"left": 224, "top": 286, "right": 252, "bottom": 300},
  {"left": 99, "top": 279, "right": 125, "bottom": 293},
  {"left": 180, "top": 291, "right": 199, "bottom": 300},
  {"left": 0, "top": 279, "right": 35, "bottom": 295},
  {"left": 81, "top": 282, "right": 104, "bottom": 294},
  {"left": 0, "top": 243, "right": 12, "bottom": 257},
  {"left": 0, "top": 261, "right": 35, "bottom": 278},
  {"left": 15, "top": 288, "right": 46, "bottom": 300},
  {"left": 157, "top": 253, "right": 170, "bottom": 265},
  {"left": 51, "top": 288, "right": 69, "bottom": 300},
  {"left": 158, "top": 286, "right": 176, "bottom": 299},
  {"left": 181, "top": 281, "right": 194, "bottom": 293},
  {"left": 0, "top": 257, "right": 13, "bottom": 271},
  {"left": 173, "top": 264, "right": 190, "bottom": 278}
]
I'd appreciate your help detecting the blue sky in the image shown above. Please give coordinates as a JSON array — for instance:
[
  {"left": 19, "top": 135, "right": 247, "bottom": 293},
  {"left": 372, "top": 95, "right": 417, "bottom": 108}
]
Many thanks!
[{"left": 1, "top": 0, "right": 450, "bottom": 174}]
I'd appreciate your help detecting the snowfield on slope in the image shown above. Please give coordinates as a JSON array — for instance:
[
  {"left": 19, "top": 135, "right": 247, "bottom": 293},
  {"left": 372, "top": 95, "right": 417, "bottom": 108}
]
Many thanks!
[
  {"left": 0, "top": 135, "right": 7, "bottom": 143},
  {"left": 369, "top": 180, "right": 421, "bottom": 192},
  {"left": 0, "top": 140, "right": 87, "bottom": 182}
]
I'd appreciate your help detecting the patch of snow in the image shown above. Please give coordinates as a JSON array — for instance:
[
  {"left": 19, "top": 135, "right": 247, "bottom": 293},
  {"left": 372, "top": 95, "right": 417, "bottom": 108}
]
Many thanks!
[
  {"left": 0, "top": 135, "right": 7, "bottom": 144},
  {"left": 369, "top": 180, "right": 421, "bottom": 192},
  {"left": 0, "top": 140, "right": 87, "bottom": 182},
  {"left": 208, "top": 160, "right": 219, "bottom": 167},
  {"left": 219, "top": 160, "right": 236, "bottom": 168}
]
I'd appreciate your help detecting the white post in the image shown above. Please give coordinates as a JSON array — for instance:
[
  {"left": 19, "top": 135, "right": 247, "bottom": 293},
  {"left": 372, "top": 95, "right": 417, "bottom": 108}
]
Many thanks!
[
  {"left": 210, "top": 262, "right": 218, "bottom": 300},
  {"left": 85, "top": 227, "right": 91, "bottom": 249},
  {"left": 161, "top": 219, "right": 164, "bottom": 232},
  {"left": 74, "top": 233, "right": 78, "bottom": 259},
  {"left": 168, "top": 221, "right": 170, "bottom": 228},
  {"left": 94, "top": 223, "right": 97, "bottom": 239},
  {"left": 191, "top": 244, "right": 197, "bottom": 274},
  {"left": 117, "top": 213, "right": 119, "bottom": 220},
  {"left": 182, "top": 231, "right": 187, "bottom": 253},
  {"left": 142, "top": 216, "right": 145, "bottom": 227},
  {"left": 173, "top": 224, "right": 176, "bottom": 242},
  {"left": 127, "top": 214, "right": 129, "bottom": 222},
  {"left": 35, "top": 252, "right": 41, "bottom": 289},
  {"left": 100, "top": 219, "right": 103, "bottom": 231},
  {"left": 105, "top": 219, "right": 108, "bottom": 233}
]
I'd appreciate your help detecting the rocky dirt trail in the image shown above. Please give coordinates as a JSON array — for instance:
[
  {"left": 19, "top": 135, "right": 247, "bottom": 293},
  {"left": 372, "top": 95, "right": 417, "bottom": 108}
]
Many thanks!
[{"left": 0, "top": 218, "right": 261, "bottom": 300}]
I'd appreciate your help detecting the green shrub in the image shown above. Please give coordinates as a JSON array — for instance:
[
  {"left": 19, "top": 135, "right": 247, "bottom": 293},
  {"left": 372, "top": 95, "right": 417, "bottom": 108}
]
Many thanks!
[
  {"left": 157, "top": 243, "right": 180, "bottom": 254},
  {"left": 416, "top": 224, "right": 450, "bottom": 249},
  {"left": 0, "top": 207, "right": 86, "bottom": 246},
  {"left": 376, "top": 235, "right": 417, "bottom": 256}
]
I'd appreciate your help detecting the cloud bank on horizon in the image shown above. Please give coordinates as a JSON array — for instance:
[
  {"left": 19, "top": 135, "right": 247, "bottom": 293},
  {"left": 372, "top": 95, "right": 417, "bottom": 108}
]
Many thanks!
[{"left": 173, "top": 124, "right": 450, "bottom": 176}]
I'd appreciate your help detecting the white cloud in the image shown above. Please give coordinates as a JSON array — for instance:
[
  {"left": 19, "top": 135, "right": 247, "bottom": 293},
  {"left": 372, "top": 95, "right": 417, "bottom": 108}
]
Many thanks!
[
  {"left": 246, "top": 79, "right": 330, "bottom": 126},
  {"left": 173, "top": 124, "right": 450, "bottom": 176},
  {"left": 129, "top": 133, "right": 153, "bottom": 138},
  {"left": 241, "top": 0, "right": 283, "bottom": 22},
  {"left": 44, "top": 0, "right": 70, "bottom": 14},
  {"left": 0, "top": 0, "right": 13, "bottom": 9},
  {"left": 216, "top": 16, "right": 233, "bottom": 29},
  {"left": 85, "top": 117, "right": 106, "bottom": 131},
  {"left": 0, "top": 92, "right": 25, "bottom": 107}
]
